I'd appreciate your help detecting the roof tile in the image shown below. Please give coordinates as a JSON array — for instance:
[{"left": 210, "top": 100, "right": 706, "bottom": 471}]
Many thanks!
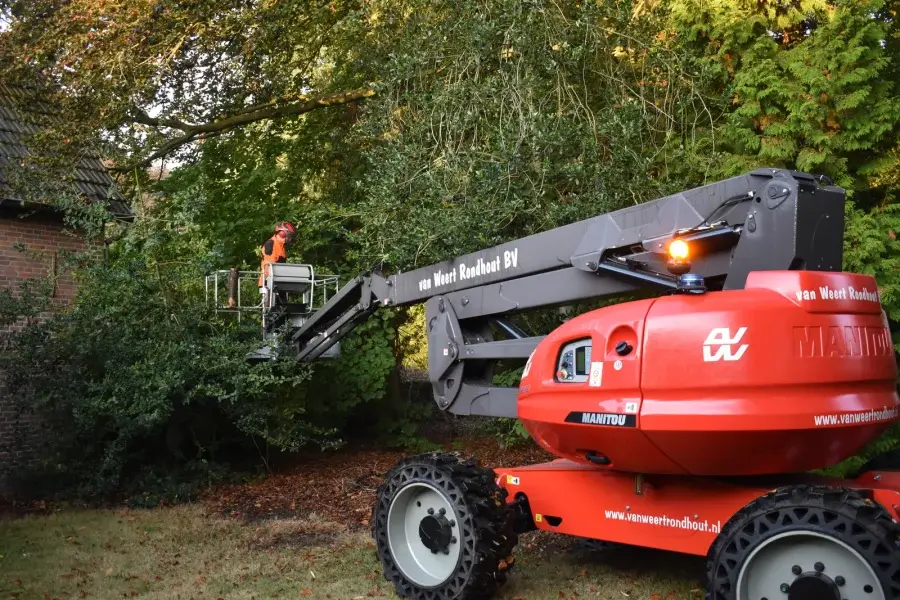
[{"left": 0, "top": 85, "right": 132, "bottom": 218}]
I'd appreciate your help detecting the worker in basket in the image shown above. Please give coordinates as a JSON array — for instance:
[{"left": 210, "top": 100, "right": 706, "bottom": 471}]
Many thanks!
[{"left": 258, "top": 220, "right": 295, "bottom": 308}]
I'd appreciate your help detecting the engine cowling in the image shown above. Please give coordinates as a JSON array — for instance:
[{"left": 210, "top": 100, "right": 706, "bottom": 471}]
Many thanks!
[{"left": 517, "top": 270, "right": 899, "bottom": 476}]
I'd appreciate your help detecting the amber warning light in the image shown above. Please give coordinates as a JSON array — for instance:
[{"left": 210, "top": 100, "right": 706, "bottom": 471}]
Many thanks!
[
  {"left": 669, "top": 239, "right": 689, "bottom": 260},
  {"left": 666, "top": 238, "right": 691, "bottom": 275}
]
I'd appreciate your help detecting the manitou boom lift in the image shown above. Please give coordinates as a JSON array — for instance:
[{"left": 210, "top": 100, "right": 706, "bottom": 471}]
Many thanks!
[{"left": 237, "top": 168, "right": 900, "bottom": 600}]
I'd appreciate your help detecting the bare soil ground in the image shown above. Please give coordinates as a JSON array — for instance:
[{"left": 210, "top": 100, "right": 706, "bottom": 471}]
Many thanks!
[{"left": 199, "top": 437, "right": 556, "bottom": 526}]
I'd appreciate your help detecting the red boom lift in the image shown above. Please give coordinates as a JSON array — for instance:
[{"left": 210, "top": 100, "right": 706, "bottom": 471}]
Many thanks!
[{"left": 253, "top": 169, "right": 900, "bottom": 600}]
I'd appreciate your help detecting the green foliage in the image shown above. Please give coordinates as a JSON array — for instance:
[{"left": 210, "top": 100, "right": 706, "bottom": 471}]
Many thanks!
[
  {"left": 823, "top": 423, "right": 900, "bottom": 478},
  {"left": 478, "top": 418, "right": 531, "bottom": 448},
  {"left": 336, "top": 0, "right": 712, "bottom": 269},
  {"left": 304, "top": 311, "right": 397, "bottom": 425},
  {"left": 0, "top": 234, "right": 334, "bottom": 501},
  {"left": 0, "top": 0, "right": 374, "bottom": 173},
  {"left": 843, "top": 202, "right": 900, "bottom": 336},
  {"left": 669, "top": 0, "right": 900, "bottom": 192}
]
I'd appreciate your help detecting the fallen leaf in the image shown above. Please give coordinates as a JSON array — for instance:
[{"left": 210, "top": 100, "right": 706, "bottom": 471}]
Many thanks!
[
  {"left": 650, "top": 595, "right": 661, "bottom": 600},
  {"left": 300, "top": 589, "right": 313, "bottom": 596},
  {"left": 105, "top": 568, "right": 113, "bottom": 576}
]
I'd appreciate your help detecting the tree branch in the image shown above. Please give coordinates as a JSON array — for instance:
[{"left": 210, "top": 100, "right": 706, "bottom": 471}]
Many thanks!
[
  {"left": 114, "top": 87, "right": 376, "bottom": 172},
  {"left": 131, "top": 107, "right": 197, "bottom": 132}
]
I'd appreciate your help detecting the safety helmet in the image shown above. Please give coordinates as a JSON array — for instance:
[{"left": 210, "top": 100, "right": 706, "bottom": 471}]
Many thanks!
[{"left": 275, "top": 221, "right": 295, "bottom": 234}]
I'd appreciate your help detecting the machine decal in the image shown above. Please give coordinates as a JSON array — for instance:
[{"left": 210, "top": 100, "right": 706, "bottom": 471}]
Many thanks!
[
  {"left": 505, "top": 475, "right": 520, "bottom": 486},
  {"left": 613, "top": 359, "right": 622, "bottom": 371},
  {"left": 604, "top": 509, "right": 721, "bottom": 533},
  {"left": 702, "top": 326, "right": 748, "bottom": 362},
  {"left": 793, "top": 324, "right": 892, "bottom": 358},
  {"left": 795, "top": 284, "right": 881, "bottom": 303},
  {"left": 588, "top": 361, "right": 603, "bottom": 387},
  {"left": 565, "top": 412, "right": 636, "bottom": 427},
  {"left": 813, "top": 406, "right": 899, "bottom": 427},
  {"left": 417, "top": 248, "right": 520, "bottom": 292},
  {"left": 624, "top": 402, "right": 638, "bottom": 414}
]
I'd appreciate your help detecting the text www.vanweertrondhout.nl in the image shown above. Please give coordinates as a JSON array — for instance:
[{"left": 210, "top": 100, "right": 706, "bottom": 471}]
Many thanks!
[
  {"left": 603, "top": 510, "right": 721, "bottom": 533},
  {"left": 813, "top": 406, "right": 899, "bottom": 427}
]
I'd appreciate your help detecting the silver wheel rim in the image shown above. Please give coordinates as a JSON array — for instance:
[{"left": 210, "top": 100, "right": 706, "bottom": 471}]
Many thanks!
[
  {"left": 735, "top": 530, "right": 884, "bottom": 600},
  {"left": 386, "top": 482, "right": 462, "bottom": 588}
]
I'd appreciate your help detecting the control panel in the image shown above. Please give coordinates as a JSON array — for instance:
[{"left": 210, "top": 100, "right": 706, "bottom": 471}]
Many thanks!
[{"left": 556, "top": 338, "right": 592, "bottom": 383}]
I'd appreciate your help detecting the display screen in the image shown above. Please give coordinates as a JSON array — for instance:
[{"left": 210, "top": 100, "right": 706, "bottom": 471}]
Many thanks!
[{"left": 575, "top": 346, "right": 587, "bottom": 376}]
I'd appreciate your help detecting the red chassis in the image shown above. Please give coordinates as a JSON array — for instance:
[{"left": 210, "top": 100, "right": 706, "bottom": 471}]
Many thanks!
[
  {"left": 494, "top": 270, "right": 900, "bottom": 558},
  {"left": 493, "top": 462, "right": 900, "bottom": 557}
]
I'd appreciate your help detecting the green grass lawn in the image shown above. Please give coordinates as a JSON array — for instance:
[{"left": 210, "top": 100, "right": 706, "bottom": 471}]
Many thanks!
[{"left": 0, "top": 504, "right": 706, "bottom": 599}]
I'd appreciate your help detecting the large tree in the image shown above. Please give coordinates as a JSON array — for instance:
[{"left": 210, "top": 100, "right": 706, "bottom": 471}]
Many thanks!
[{"left": 0, "top": 0, "right": 375, "bottom": 174}]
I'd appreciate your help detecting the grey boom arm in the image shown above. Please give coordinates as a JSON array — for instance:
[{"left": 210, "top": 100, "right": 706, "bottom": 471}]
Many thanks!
[{"left": 288, "top": 168, "right": 846, "bottom": 418}]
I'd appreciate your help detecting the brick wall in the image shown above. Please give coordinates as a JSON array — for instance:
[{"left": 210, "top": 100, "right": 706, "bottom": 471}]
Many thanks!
[
  {"left": 0, "top": 213, "right": 89, "bottom": 308},
  {"left": 0, "top": 211, "right": 93, "bottom": 494}
]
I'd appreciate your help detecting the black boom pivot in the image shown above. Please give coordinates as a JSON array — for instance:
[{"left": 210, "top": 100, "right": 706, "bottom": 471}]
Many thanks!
[{"left": 281, "top": 168, "right": 845, "bottom": 418}]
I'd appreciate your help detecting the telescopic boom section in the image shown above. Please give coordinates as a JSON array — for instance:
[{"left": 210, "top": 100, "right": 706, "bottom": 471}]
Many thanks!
[{"left": 290, "top": 168, "right": 846, "bottom": 418}]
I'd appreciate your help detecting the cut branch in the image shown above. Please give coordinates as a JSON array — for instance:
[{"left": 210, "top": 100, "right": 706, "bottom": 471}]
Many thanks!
[{"left": 115, "top": 87, "right": 376, "bottom": 171}]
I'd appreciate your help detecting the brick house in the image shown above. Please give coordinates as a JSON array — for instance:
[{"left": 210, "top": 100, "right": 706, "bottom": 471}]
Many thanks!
[{"left": 0, "top": 84, "right": 133, "bottom": 491}]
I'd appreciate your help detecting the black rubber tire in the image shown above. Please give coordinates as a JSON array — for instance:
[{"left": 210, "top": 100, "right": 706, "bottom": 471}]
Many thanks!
[
  {"left": 371, "top": 452, "right": 518, "bottom": 600},
  {"left": 849, "top": 448, "right": 900, "bottom": 479},
  {"left": 706, "top": 484, "right": 900, "bottom": 600}
]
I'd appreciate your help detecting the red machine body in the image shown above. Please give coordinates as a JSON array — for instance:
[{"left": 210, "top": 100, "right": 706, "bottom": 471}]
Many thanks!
[
  {"left": 518, "top": 270, "right": 899, "bottom": 476},
  {"left": 492, "top": 463, "right": 900, "bottom": 557}
]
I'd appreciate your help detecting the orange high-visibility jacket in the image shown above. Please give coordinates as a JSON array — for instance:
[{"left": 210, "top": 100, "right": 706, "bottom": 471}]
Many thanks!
[{"left": 258, "top": 233, "right": 288, "bottom": 287}]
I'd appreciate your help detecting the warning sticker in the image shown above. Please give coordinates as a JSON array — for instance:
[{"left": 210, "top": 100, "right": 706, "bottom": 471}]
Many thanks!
[
  {"left": 589, "top": 362, "right": 604, "bottom": 387},
  {"left": 624, "top": 402, "right": 638, "bottom": 414}
]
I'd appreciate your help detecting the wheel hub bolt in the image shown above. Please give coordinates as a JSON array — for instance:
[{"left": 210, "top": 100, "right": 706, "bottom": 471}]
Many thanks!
[
  {"left": 439, "top": 508, "right": 446, "bottom": 515},
  {"left": 835, "top": 576, "right": 845, "bottom": 586},
  {"left": 427, "top": 508, "right": 434, "bottom": 515},
  {"left": 449, "top": 520, "right": 456, "bottom": 527},
  {"left": 814, "top": 562, "right": 825, "bottom": 573},
  {"left": 792, "top": 565, "right": 802, "bottom": 575},
  {"left": 781, "top": 583, "right": 790, "bottom": 593},
  {"left": 451, "top": 536, "right": 457, "bottom": 544}
]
